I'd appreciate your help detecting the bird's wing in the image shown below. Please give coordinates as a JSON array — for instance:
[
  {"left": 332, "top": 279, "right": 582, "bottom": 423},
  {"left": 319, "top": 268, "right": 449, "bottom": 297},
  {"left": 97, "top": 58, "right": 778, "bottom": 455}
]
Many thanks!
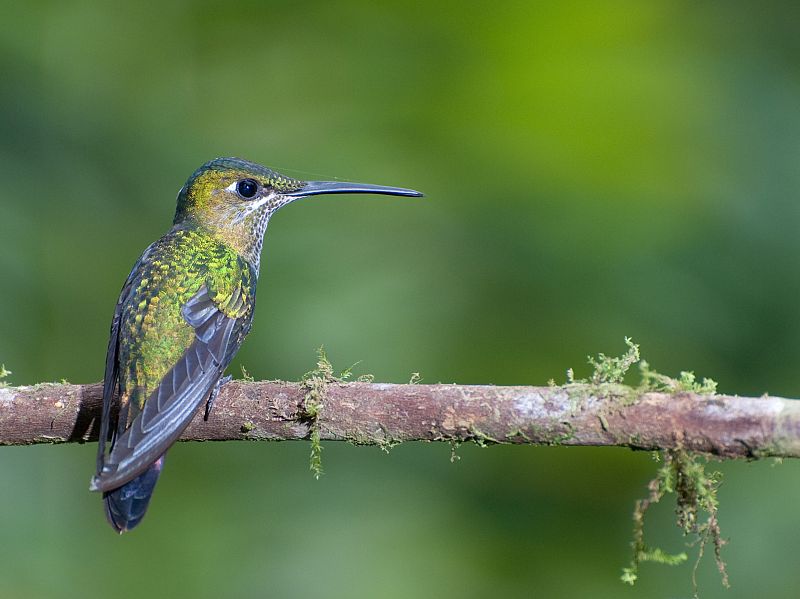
[
  {"left": 92, "top": 279, "right": 251, "bottom": 493},
  {"left": 96, "top": 245, "right": 156, "bottom": 473}
]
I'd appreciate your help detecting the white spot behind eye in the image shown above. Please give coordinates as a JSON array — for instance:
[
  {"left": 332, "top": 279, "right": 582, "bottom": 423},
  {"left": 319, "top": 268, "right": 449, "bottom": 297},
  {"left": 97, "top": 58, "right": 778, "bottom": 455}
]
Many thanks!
[{"left": 224, "top": 181, "right": 239, "bottom": 194}]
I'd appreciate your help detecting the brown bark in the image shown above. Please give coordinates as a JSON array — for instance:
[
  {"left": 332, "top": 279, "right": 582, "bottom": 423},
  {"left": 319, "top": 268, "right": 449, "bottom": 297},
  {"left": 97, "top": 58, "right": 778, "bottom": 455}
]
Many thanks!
[{"left": 1, "top": 380, "right": 799, "bottom": 458}]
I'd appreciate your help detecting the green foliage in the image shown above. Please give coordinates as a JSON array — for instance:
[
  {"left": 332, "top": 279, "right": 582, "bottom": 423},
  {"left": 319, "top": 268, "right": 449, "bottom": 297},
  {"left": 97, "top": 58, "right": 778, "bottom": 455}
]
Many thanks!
[{"left": 0, "top": 364, "right": 10, "bottom": 387}]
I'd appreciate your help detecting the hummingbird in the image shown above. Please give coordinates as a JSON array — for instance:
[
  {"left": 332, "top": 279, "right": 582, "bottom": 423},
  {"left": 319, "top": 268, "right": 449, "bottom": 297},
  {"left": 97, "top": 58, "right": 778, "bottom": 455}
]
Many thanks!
[{"left": 90, "top": 157, "right": 421, "bottom": 533}]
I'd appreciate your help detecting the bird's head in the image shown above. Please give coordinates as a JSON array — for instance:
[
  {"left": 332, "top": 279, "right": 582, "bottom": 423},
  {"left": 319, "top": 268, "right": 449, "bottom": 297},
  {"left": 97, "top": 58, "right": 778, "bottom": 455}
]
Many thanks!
[{"left": 174, "top": 157, "right": 421, "bottom": 268}]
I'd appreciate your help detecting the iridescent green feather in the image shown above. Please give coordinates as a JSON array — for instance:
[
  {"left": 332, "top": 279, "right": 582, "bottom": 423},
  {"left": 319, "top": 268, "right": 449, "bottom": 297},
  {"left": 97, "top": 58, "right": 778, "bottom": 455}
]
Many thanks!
[{"left": 117, "top": 227, "right": 254, "bottom": 411}]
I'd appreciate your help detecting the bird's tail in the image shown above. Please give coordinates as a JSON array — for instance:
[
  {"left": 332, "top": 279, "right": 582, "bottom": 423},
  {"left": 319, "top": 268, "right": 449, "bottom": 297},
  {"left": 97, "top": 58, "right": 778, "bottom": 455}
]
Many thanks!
[{"left": 103, "top": 455, "right": 165, "bottom": 533}]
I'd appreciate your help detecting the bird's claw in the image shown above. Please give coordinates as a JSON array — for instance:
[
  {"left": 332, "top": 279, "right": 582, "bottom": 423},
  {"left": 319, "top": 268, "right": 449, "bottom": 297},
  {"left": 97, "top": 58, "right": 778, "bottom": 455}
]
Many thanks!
[{"left": 205, "top": 375, "right": 232, "bottom": 420}]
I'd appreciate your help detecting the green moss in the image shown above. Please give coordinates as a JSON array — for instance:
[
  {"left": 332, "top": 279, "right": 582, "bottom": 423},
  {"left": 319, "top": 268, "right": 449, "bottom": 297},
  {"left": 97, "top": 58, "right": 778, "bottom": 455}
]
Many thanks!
[
  {"left": 299, "top": 346, "right": 384, "bottom": 475},
  {"left": 588, "top": 337, "right": 640, "bottom": 384},
  {"left": 566, "top": 338, "right": 640, "bottom": 385},
  {"left": 508, "top": 429, "right": 532, "bottom": 442},
  {"left": 562, "top": 339, "right": 642, "bottom": 415},
  {"left": 549, "top": 422, "right": 576, "bottom": 445},
  {"left": 308, "top": 419, "right": 323, "bottom": 478},
  {"left": 559, "top": 339, "right": 725, "bottom": 593},
  {"left": 337, "top": 423, "right": 397, "bottom": 452},
  {"left": 449, "top": 440, "right": 461, "bottom": 462},
  {"left": 639, "top": 361, "right": 717, "bottom": 394},
  {"left": 621, "top": 549, "right": 687, "bottom": 584},
  {"left": 338, "top": 360, "right": 361, "bottom": 381},
  {"left": 31, "top": 381, "right": 64, "bottom": 390},
  {"left": 239, "top": 365, "right": 254, "bottom": 382},
  {"left": 240, "top": 421, "right": 255, "bottom": 433},
  {"left": 304, "top": 346, "right": 374, "bottom": 383},
  {"left": 376, "top": 434, "right": 400, "bottom": 453},
  {"left": 565, "top": 337, "right": 717, "bottom": 401},
  {"left": 622, "top": 449, "right": 728, "bottom": 597},
  {"left": 337, "top": 361, "right": 376, "bottom": 383},
  {"left": 468, "top": 427, "right": 500, "bottom": 447},
  {"left": 0, "top": 364, "right": 10, "bottom": 388},
  {"left": 289, "top": 339, "right": 727, "bottom": 595},
  {"left": 33, "top": 435, "right": 64, "bottom": 444},
  {"left": 300, "top": 347, "right": 333, "bottom": 479},
  {"left": 302, "top": 345, "right": 335, "bottom": 382}
]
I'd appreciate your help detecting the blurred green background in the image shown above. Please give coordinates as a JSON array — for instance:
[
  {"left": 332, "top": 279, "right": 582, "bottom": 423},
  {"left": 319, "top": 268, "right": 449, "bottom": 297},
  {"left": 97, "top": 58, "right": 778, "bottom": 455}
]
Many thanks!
[{"left": 2, "top": 1, "right": 800, "bottom": 597}]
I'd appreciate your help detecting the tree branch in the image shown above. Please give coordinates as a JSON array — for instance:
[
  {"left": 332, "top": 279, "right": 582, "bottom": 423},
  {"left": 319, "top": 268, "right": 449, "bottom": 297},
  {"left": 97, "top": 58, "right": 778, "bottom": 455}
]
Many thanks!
[{"left": 1, "top": 380, "right": 800, "bottom": 458}]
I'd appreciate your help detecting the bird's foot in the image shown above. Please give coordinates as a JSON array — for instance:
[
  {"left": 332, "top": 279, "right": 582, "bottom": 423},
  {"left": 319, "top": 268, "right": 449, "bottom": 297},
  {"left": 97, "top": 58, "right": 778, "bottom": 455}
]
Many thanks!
[{"left": 205, "top": 375, "right": 232, "bottom": 421}]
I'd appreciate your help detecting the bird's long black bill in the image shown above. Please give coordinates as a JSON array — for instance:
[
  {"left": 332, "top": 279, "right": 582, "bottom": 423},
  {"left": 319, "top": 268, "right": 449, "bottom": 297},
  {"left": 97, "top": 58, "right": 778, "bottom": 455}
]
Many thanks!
[{"left": 290, "top": 180, "right": 423, "bottom": 198}]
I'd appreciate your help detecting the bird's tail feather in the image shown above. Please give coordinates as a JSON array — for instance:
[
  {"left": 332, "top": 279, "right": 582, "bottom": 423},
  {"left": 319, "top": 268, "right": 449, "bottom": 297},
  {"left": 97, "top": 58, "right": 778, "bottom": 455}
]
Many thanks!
[{"left": 103, "top": 455, "right": 165, "bottom": 533}]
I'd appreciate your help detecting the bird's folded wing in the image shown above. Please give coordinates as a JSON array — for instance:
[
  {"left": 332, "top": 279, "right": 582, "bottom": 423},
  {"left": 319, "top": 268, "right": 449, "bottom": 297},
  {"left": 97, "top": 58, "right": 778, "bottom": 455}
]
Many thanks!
[
  {"left": 96, "top": 244, "right": 156, "bottom": 474},
  {"left": 91, "top": 284, "right": 239, "bottom": 493}
]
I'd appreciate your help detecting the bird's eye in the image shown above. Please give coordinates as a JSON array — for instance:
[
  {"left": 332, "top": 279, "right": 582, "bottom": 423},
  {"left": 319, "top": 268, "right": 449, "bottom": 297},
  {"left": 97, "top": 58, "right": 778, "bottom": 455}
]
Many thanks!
[{"left": 236, "top": 179, "right": 259, "bottom": 199}]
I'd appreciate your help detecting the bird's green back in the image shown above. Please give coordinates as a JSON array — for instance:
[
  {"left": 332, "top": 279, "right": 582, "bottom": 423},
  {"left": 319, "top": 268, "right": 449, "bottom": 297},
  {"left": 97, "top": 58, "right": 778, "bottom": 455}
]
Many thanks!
[{"left": 117, "top": 226, "right": 255, "bottom": 414}]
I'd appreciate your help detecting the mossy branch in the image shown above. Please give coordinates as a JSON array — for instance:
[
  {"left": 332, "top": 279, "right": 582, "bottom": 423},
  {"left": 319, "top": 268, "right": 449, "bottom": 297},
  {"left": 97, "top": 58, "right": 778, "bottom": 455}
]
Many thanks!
[
  {"left": 2, "top": 378, "right": 800, "bottom": 458},
  {"left": 2, "top": 344, "right": 768, "bottom": 593},
  {"left": 1, "top": 350, "right": 791, "bottom": 594}
]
